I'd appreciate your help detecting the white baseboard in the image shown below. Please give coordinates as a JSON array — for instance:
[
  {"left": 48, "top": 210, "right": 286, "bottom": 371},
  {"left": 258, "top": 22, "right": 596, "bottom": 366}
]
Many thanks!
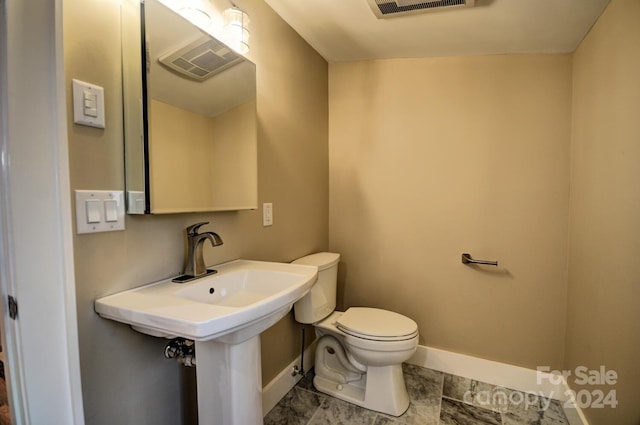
[
  {"left": 262, "top": 343, "right": 589, "bottom": 425},
  {"left": 262, "top": 342, "right": 316, "bottom": 416},
  {"left": 564, "top": 403, "right": 590, "bottom": 425},
  {"left": 407, "top": 345, "right": 589, "bottom": 425},
  {"left": 407, "top": 346, "right": 565, "bottom": 400}
]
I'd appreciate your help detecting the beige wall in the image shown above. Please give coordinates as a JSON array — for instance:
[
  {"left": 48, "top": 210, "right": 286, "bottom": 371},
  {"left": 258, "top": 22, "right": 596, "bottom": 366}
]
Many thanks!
[
  {"left": 566, "top": 0, "right": 640, "bottom": 424},
  {"left": 64, "top": 0, "right": 328, "bottom": 424},
  {"left": 329, "top": 55, "right": 572, "bottom": 369}
]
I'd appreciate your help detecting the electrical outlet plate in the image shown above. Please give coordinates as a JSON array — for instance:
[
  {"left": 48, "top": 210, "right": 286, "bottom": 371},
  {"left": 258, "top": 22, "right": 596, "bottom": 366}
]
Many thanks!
[{"left": 263, "top": 203, "right": 273, "bottom": 226}]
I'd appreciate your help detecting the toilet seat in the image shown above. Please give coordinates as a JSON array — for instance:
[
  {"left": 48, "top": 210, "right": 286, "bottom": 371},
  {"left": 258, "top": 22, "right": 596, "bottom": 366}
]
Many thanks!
[{"left": 336, "top": 307, "right": 418, "bottom": 342}]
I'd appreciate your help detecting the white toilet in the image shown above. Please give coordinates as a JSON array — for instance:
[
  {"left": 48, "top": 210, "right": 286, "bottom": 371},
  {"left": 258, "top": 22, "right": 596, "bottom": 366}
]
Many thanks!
[{"left": 293, "top": 252, "right": 419, "bottom": 416}]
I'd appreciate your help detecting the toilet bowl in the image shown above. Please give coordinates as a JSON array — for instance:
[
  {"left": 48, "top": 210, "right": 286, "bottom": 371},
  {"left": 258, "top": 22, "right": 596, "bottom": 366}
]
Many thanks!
[{"left": 293, "top": 253, "right": 419, "bottom": 416}]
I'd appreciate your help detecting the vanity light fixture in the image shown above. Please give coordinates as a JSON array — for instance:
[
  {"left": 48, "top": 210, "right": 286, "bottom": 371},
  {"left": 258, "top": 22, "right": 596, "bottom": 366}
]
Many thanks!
[
  {"left": 223, "top": 6, "right": 250, "bottom": 54},
  {"left": 178, "top": 0, "right": 212, "bottom": 29}
]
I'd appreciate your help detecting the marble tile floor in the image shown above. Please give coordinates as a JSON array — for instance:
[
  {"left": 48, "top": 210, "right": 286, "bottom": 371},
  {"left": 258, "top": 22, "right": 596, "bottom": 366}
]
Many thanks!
[{"left": 264, "top": 364, "right": 571, "bottom": 425}]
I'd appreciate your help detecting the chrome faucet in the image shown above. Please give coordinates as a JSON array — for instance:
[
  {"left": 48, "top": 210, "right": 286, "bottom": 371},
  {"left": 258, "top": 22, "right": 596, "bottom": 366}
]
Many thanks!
[{"left": 183, "top": 222, "right": 223, "bottom": 278}]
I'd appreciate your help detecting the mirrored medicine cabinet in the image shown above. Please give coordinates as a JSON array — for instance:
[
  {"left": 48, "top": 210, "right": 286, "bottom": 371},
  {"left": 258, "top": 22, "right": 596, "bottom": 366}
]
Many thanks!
[{"left": 121, "top": 0, "right": 258, "bottom": 214}]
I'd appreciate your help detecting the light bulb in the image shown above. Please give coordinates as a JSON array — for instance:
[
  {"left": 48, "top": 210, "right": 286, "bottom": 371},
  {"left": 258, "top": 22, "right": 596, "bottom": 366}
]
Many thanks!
[{"left": 223, "top": 7, "right": 250, "bottom": 54}]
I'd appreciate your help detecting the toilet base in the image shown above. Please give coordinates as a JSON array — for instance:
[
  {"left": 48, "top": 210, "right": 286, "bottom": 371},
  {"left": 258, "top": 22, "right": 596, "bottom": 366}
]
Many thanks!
[{"left": 313, "top": 363, "right": 410, "bottom": 417}]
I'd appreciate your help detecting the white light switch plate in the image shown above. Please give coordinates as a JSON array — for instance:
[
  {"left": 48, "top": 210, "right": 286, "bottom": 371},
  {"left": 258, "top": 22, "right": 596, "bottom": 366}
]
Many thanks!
[
  {"left": 75, "top": 190, "right": 125, "bottom": 234},
  {"left": 72, "top": 79, "right": 106, "bottom": 128}
]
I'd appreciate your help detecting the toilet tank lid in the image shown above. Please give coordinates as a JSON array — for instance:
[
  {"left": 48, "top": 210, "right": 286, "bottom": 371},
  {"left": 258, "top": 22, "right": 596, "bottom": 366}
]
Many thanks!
[{"left": 292, "top": 252, "right": 340, "bottom": 271}]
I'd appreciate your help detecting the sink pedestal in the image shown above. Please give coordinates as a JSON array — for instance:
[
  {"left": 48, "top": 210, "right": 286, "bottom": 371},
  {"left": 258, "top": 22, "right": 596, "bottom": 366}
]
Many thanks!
[
  {"left": 194, "top": 307, "right": 291, "bottom": 424},
  {"left": 196, "top": 336, "right": 263, "bottom": 425}
]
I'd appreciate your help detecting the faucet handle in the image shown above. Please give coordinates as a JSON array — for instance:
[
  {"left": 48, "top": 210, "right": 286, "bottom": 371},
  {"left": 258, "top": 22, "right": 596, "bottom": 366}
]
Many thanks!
[{"left": 186, "top": 221, "right": 209, "bottom": 236}]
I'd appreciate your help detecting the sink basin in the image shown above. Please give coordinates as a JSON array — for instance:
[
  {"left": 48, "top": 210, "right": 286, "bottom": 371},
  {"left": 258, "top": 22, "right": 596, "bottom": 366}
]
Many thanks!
[
  {"left": 176, "top": 268, "right": 307, "bottom": 307},
  {"left": 95, "top": 259, "right": 318, "bottom": 342}
]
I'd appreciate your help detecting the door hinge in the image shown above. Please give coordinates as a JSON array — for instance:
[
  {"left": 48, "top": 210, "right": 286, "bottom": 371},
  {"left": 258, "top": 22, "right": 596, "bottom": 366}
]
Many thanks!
[{"left": 8, "top": 295, "right": 17, "bottom": 320}]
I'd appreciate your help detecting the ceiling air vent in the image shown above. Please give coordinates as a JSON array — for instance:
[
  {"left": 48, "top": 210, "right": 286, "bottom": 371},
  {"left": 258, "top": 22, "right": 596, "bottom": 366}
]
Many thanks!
[
  {"left": 367, "top": 0, "right": 475, "bottom": 19},
  {"left": 158, "top": 36, "right": 243, "bottom": 82}
]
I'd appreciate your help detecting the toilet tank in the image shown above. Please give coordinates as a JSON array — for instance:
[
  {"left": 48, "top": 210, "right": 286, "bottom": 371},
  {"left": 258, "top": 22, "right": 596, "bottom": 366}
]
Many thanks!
[{"left": 292, "top": 252, "right": 340, "bottom": 324}]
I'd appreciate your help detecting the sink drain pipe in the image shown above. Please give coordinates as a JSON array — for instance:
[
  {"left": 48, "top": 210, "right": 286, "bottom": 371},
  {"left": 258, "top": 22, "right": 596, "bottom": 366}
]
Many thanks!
[
  {"left": 165, "top": 327, "right": 307, "bottom": 373},
  {"left": 164, "top": 337, "right": 196, "bottom": 367}
]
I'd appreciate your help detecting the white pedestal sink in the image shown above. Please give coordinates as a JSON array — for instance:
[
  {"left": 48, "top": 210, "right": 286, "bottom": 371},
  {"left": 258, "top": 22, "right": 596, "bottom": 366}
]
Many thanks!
[{"left": 95, "top": 260, "right": 318, "bottom": 425}]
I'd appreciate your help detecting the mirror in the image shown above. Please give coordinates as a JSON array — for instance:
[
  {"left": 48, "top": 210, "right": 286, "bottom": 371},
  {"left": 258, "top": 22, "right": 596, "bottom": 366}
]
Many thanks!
[{"left": 122, "top": 0, "right": 257, "bottom": 214}]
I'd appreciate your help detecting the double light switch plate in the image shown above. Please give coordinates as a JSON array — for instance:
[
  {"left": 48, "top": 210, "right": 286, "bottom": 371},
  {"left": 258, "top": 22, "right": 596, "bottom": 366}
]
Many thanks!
[{"left": 75, "top": 190, "right": 125, "bottom": 234}]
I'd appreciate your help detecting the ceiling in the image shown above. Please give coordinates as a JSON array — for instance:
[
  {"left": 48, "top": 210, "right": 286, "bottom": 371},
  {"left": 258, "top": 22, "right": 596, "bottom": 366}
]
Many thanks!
[{"left": 264, "top": 0, "right": 610, "bottom": 62}]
